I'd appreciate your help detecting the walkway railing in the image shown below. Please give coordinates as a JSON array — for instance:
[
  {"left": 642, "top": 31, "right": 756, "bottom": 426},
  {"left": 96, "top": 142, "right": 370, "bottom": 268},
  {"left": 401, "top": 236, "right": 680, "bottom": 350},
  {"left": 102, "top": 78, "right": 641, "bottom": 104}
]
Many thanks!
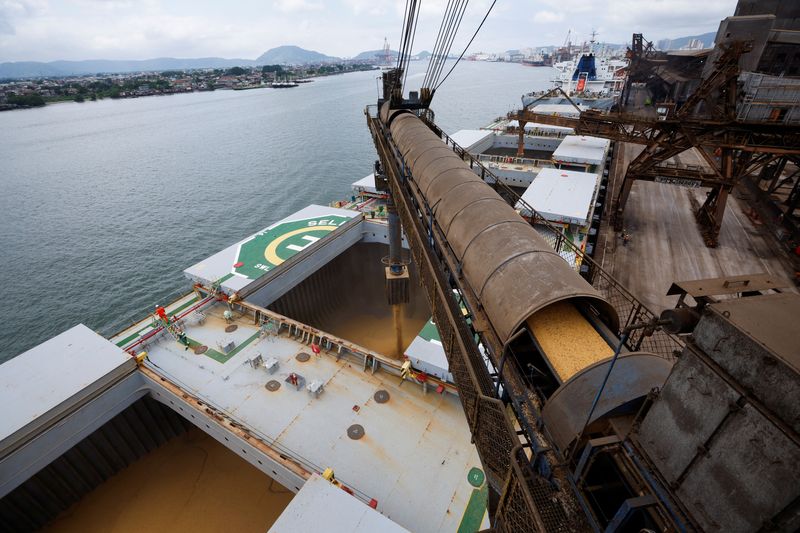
[
  {"left": 477, "top": 153, "right": 551, "bottom": 168},
  {"left": 433, "top": 120, "right": 684, "bottom": 361}
]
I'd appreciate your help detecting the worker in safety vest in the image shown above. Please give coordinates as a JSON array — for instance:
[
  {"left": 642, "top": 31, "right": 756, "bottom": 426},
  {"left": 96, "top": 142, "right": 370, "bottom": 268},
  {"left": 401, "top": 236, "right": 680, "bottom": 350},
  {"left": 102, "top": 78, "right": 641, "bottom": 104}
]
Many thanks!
[{"left": 155, "top": 305, "right": 168, "bottom": 323}]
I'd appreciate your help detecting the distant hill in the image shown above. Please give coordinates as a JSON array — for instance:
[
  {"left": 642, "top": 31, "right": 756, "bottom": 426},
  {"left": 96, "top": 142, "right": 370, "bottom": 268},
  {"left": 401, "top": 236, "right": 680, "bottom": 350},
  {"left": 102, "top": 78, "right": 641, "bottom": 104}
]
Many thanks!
[
  {"left": 256, "top": 46, "right": 337, "bottom": 65},
  {"left": 0, "top": 57, "right": 256, "bottom": 78}
]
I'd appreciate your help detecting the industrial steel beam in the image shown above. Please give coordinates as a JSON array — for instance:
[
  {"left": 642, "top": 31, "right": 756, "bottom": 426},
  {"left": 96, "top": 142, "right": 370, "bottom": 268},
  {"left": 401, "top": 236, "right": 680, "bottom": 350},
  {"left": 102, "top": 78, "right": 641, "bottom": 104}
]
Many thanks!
[{"left": 513, "top": 41, "right": 800, "bottom": 247}]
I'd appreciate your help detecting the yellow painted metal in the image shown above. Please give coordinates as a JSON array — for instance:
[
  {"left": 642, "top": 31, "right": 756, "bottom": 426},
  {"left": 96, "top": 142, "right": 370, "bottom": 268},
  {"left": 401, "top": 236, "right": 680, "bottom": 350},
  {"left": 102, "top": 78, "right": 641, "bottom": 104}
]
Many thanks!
[{"left": 526, "top": 301, "right": 614, "bottom": 382}]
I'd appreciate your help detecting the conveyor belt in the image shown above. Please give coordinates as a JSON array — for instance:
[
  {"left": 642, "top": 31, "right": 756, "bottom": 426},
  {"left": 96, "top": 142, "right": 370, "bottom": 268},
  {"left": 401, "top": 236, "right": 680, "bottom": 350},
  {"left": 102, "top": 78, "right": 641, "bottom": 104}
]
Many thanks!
[{"left": 526, "top": 301, "right": 614, "bottom": 382}]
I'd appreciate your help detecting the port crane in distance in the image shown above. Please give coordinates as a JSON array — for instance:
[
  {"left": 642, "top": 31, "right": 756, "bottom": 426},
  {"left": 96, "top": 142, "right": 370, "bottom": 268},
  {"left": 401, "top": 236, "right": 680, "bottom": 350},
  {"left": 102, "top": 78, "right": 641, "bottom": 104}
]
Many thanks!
[{"left": 514, "top": 39, "right": 800, "bottom": 246}]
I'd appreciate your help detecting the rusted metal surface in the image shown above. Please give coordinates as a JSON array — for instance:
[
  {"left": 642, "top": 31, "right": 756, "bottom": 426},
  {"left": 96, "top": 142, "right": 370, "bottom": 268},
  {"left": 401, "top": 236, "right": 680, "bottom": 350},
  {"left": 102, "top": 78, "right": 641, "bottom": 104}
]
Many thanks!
[
  {"left": 265, "top": 380, "right": 281, "bottom": 392},
  {"left": 514, "top": 42, "right": 800, "bottom": 246},
  {"left": 193, "top": 345, "right": 208, "bottom": 355},
  {"left": 636, "top": 296, "right": 800, "bottom": 533},
  {"left": 225, "top": 324, "right": 238, "bottom": 333},
  {"left": 692, "top": 294, "right": 800, "bottom": 434},
  {"left": 139, "top": 366, "right": 314, "bottom": 482},
  {"left": 389, "top": 111, "right": 618, "bottom": 345},
  {"left": 666, "top": 273, "right": 789, "bottom": 299},
  {"left": 541, "top": 353, "right": 673, "bottom": 453},
  {"left": 295, "top": 352, "right": 311, "bottom": 363}
]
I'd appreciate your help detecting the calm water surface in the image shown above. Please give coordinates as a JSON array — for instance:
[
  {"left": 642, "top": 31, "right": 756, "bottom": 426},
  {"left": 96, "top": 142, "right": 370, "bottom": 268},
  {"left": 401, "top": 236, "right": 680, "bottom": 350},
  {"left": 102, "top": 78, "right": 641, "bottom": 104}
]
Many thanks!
[{"left": 0, "top": 61, "right": 552, "bottom": 362}]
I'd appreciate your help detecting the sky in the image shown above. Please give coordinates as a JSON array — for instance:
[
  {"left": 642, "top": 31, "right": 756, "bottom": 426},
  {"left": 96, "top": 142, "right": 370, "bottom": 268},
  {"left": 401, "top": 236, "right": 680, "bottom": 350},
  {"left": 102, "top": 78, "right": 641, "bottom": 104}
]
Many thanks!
[{"left": 1, "top": 0, "right": 739, "bottom": 62}]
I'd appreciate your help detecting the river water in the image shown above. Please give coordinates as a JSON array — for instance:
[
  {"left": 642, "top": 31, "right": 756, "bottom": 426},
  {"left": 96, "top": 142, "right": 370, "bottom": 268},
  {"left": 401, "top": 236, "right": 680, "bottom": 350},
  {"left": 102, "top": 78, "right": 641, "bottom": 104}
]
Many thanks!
[{"left": 0, "top": 61, "right": 552, "bottom": 362}]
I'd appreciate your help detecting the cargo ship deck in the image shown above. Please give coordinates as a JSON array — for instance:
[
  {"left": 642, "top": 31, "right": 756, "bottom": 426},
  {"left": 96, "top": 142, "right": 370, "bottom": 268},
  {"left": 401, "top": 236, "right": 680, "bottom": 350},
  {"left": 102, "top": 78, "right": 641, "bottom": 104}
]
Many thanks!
[
  {"left": 109, "top": 298, "right": 486, "bottom": 532},
  {"left": 104, "top": 203, "right": 489, "bottom": 532}
]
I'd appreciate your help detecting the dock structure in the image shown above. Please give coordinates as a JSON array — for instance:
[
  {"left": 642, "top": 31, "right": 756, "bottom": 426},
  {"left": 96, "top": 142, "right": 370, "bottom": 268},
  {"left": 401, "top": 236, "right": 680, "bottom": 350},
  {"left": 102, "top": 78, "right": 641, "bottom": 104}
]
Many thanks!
[{"left": 595, "top": 140, "right": 799, "bottom": 312}]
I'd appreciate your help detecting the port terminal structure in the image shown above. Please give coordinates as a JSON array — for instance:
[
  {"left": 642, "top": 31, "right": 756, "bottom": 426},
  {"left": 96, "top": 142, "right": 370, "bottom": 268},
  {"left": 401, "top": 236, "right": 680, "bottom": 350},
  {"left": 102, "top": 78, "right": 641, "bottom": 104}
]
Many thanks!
[
  {"left": 513, "top": 10, "right": 800, "bottom": 248},
  {"left": 366, "top": 52, "right": 799, "bottom": 528},
  {"left": 2, "top": 3, "right": 798, "bottom": 530}
]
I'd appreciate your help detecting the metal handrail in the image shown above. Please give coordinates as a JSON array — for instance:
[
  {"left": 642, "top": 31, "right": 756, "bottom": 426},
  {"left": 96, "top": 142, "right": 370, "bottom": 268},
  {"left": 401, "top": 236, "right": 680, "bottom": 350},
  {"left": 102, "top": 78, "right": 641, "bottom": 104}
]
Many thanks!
[{"left": 432, "top": 120, "right": 684, "bottom": 359}]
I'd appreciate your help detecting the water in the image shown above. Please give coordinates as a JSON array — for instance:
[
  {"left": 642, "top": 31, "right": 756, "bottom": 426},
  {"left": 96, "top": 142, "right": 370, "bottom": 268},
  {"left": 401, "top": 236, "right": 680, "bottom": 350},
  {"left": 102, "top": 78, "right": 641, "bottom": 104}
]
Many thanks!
[{"left": 0, "top": 61, "right": 553, "bottom": 362}]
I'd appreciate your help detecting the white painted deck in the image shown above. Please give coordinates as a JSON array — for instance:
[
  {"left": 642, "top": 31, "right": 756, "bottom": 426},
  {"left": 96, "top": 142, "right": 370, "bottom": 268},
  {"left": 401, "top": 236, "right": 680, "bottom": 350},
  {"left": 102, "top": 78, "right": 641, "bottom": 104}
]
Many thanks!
[{"left": 125, "top": 301, "right": 488, "bottom": 533}]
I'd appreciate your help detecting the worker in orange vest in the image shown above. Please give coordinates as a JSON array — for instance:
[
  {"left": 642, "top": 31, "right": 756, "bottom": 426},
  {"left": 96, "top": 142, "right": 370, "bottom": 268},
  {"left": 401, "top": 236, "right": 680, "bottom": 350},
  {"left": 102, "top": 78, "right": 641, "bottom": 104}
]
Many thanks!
[{"left": 155, "top": 305, "right": 168, "bottom": 323}]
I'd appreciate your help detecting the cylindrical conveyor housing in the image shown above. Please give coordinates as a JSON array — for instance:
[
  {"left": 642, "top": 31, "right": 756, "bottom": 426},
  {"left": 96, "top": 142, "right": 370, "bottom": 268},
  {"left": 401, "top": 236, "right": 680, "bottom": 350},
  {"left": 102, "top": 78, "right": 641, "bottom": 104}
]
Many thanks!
[
  {"left": 382, "top": 106, "right": 670, "bottom": 454},
  {"left": 386, "top": 107, "right": 618, "bottom": 347}
]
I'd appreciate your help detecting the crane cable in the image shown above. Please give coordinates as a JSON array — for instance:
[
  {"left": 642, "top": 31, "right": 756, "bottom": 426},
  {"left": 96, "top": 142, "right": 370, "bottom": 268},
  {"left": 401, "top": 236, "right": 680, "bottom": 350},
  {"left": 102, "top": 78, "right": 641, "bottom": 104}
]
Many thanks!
[
  {"left": 423, "top": 0, "right": 460, "bottom": 89},
  {"left": 429, "top": 0, "right": 470, "bottom": 88},
  {"left": 401, "top": 1, "right": 422, "bottom": 92},
  {"left": 394, "top": 0, "right": 421, "bottom": 95},
  {"left": 425, "top": 0, "right": 468, "bottom": 89},
  {"left": 396, "top": 0, "right": 410, "bottom": 70},
  {"left": 434, "top": 0, "right": 497, "bottom": 91}
]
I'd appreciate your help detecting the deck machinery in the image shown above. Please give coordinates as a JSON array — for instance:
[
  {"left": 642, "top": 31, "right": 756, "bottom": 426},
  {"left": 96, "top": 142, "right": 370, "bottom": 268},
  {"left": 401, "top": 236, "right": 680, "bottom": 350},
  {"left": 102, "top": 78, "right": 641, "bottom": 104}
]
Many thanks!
[{"left": 367, "top": 80, "right": 800, "bottom": 530}]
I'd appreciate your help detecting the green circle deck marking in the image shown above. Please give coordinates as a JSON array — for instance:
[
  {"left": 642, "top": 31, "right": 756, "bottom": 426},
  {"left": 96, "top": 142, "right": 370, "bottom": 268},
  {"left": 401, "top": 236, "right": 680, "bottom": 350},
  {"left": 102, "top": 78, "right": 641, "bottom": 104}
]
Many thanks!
[
  {"left": 467, "top": 467, "right": 485, "bottom": 487},
  {"left": 234, "top": 215, "right": 351, "bottom": 279}
]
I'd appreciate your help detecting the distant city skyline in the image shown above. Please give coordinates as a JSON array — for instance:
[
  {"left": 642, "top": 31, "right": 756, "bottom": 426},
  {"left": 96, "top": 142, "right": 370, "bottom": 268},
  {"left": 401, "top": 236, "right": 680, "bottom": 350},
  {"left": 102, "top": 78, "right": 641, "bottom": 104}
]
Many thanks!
[{"left": 1, "top": 0, "right": 738, "bottom": 62}]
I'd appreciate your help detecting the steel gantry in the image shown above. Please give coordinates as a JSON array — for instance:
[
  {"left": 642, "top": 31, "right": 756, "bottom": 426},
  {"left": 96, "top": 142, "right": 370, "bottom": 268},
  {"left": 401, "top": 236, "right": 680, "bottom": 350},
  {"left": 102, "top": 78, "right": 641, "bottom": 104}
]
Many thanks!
[{"left": 514, "top": 41, "right": 800, "bottom": 246}]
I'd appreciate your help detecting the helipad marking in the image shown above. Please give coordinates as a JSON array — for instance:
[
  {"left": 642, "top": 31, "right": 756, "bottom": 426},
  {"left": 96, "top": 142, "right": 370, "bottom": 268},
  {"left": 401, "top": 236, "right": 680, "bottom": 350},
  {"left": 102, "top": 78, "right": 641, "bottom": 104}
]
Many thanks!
[
  {"left": 233, "top": 215, "right": 352, "bottom": 280},
  {"left": 263, "top": 225, "right": 340, "bottom": 266}
]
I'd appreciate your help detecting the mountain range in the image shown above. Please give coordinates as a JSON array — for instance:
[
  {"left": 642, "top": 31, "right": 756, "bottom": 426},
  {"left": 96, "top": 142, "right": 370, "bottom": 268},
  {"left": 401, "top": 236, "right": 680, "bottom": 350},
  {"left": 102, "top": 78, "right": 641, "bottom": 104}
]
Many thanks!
[{"left": 0, "top": 31, "right": 717, "bottom": 79}]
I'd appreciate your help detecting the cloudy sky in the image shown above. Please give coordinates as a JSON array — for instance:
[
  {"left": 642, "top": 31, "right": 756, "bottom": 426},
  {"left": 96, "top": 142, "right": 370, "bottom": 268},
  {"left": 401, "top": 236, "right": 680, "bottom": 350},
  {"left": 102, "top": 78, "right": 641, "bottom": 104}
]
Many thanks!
[{"left": 1, "top": 0, "right": 739, "bottom": 62}]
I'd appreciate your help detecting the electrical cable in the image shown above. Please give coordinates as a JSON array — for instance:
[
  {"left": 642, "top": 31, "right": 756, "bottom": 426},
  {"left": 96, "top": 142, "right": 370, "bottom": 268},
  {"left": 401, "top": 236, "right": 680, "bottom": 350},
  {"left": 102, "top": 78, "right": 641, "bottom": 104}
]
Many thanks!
[{"left": 434, "top": 0, "right": 497, "bottom": 91}]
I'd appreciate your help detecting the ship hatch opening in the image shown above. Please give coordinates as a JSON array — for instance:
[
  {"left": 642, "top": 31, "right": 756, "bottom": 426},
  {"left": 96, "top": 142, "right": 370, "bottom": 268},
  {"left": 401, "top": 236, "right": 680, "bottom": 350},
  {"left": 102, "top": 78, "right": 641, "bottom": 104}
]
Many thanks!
[
  {"left": 266, "top": 242, "right": 430, "bottom": 358},
  {"left": 1, "top": 396, "right": 294, "bottom": 532}
]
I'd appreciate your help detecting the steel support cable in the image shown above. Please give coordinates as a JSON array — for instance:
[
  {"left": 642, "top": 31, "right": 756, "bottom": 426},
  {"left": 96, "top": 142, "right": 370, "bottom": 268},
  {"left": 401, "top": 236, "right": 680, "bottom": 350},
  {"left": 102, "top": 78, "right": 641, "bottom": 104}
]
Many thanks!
[
  {"left": 393, "top": 0, "right": 416, "bottom": 94},
  {"left": 430, "top": 0, "right": 469, "bottom": 87},
  {"left": 427, "top": 0, "right": 466, "bottom": 89},
  {"left": 402, "top": 0, "right": 420, "bottom": 73},
  {"left": 434, "top": 0, "right": 497, "bottom": 92},
  {"left": 401, "top": 1, "right": 422, "bottom": 92},
  {"left": 397, "top": 2, "right": 412, "bottom": 72},
  {"left": 425, "top": 0, "right": 464, "bottom": 88},
  {"left": 422, "top": 0, "right": 460, "bottom": 87},
  {"left": 423, "top": 0, "right": 456, "bottom": 88},
  {"left": 421, "top": 0, "right": 453, "bottom": 87},
  {"left": 396, "top": 0, "right": 410, "bottom": 69},
  {"left": 400, "top": 0, "right": 415, "bottom": 60},
  {"left": 401, "top": 2, "right": 418, "bottom": 69},
  {"left": 426, "top": 0, "right": 460, "bottom": 89}
]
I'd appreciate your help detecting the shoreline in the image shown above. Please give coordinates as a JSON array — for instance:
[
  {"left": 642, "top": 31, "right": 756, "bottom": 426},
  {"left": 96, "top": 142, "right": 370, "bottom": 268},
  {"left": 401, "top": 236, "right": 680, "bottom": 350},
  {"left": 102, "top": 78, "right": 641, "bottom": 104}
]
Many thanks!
[{"left": 0, "top": 66, "right": 379, "bottom": 112}]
